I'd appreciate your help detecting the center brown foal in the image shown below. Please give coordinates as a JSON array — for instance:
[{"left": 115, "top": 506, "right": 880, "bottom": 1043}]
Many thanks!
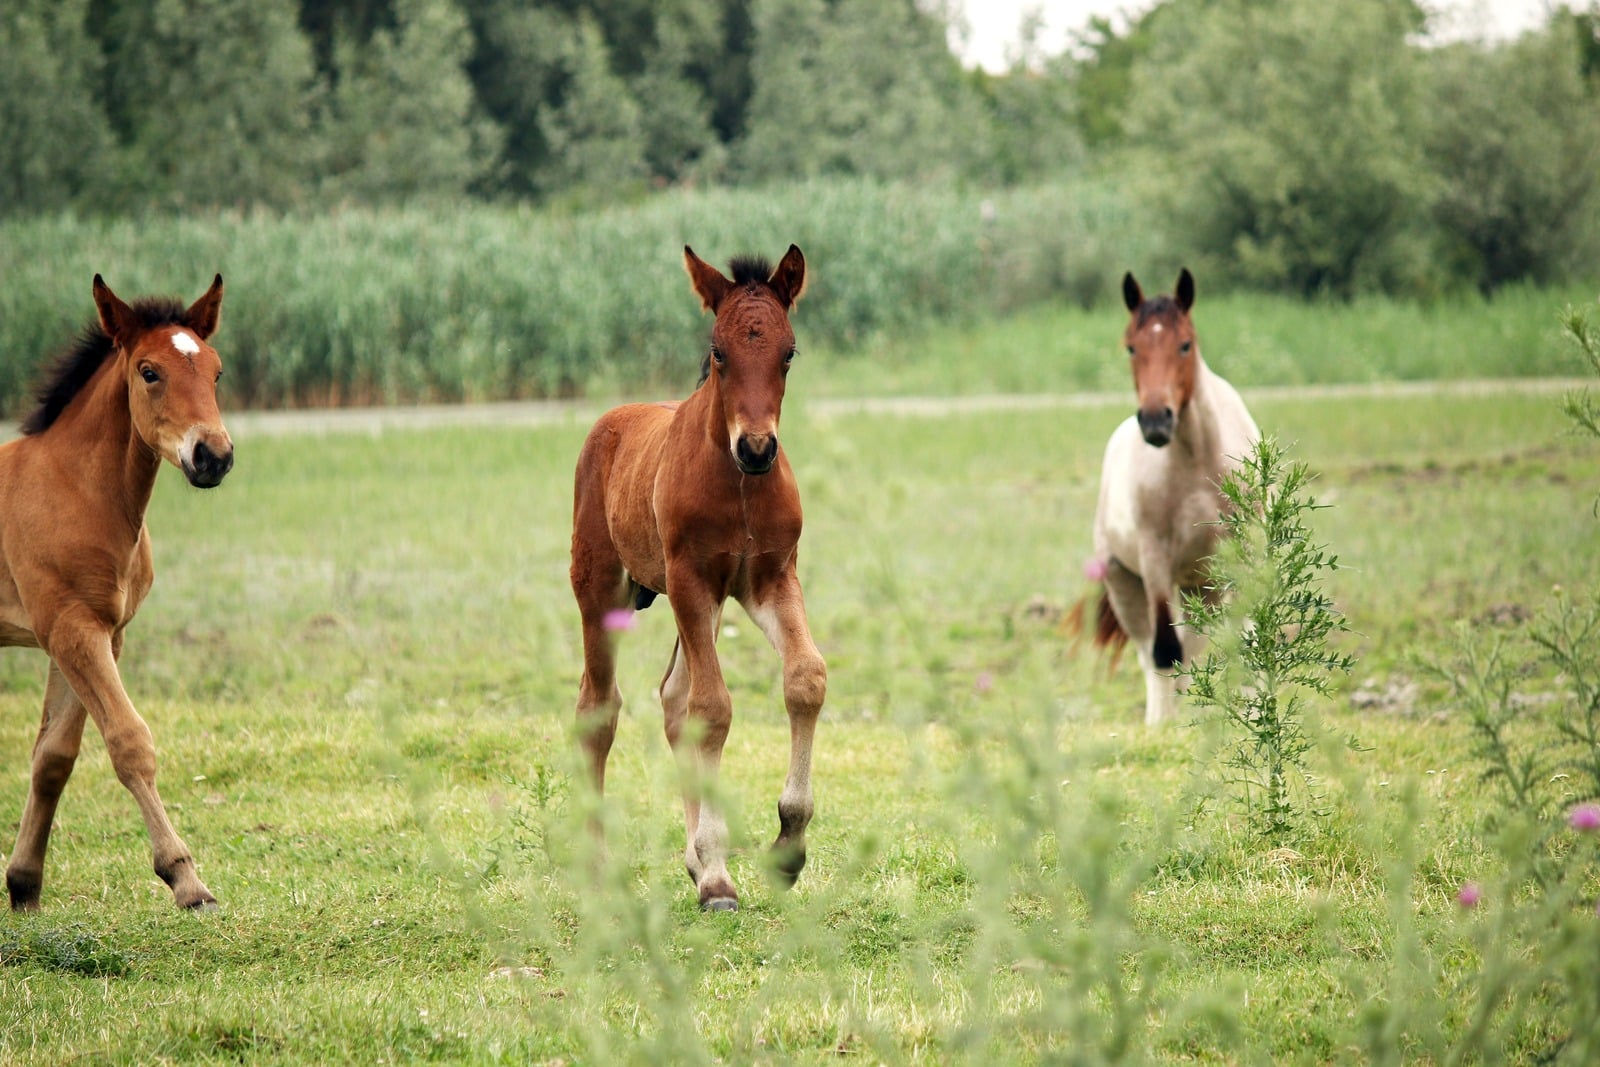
[{"left": 570, "top": 244, "right": 827, "bottom": 911}]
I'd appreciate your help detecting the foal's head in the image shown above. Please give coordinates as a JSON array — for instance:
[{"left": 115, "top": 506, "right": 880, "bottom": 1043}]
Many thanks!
[
  {"left": 1121, "top": 269, "right": 1198, "bottom": 448},
  {"left": 96, "top": 274, "right": 234, "bottom": 488},
  {"left": 685, "top": 244, "right": 806, "bottom": 476}
]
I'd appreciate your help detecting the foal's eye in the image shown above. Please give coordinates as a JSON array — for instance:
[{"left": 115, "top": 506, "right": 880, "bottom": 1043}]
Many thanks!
[
  {"left": 1125, "top": 345, "right": 1135, "bottom": 356},
  {"left": 711, "top": 345, "right": 725, "bottom": 367},
  {"left": 784, "top": 348, "right": 796, "bottom": 366},
  {"left": 1180, "top": 341, "right": 1193, "bottom": 355},
  {"left": 140, "top": 366, "right": 160, "bottom": 384}
]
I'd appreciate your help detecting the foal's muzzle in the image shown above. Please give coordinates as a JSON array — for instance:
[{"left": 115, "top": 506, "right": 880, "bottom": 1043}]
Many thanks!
[
  {"left": 734, "top": 433, "right": 779, "bottom": 475},
  {"left": 184, "top": 439, "right": 234, "bottom": 488},
  {"left": 1137, "top": 408, "right": 1175, "bottom": 448}
]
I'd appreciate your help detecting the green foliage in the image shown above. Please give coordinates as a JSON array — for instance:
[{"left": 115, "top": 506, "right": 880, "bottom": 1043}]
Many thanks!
[
  {"left": 1124, "top": 0, "right": 1433, "bottom": 297},
  {"left": 536, "top": 14, "right": 648, "bottom": 202},
  {"left": 0, "top": 0, "right": 112, "bottom": 215},
  {"left": 1183, "top": 437, "right": 1357, "bottom": 839},
  {"left": 1424, "top": 31, "right": 1600, "bottom": 293},
  {"left": 93, "top": 0, "right": 319, "bottom": 211},
  {"left": 317, "top": 0, "right": 500, "bottom": 203},
  {"left": 736, "top": 0, "right": 983, "bottom": 183},
  {"left": 0, "top": 0, "right": 1594, "bottom": 304},
  {"left": 0, "top": 178, "right": 1159, "bottom": 412}
]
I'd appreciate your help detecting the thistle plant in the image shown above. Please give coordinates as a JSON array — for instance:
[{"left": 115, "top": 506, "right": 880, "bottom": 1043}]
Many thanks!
[
  {"left": 1182, "top": 436, "right": 1357, "bottom": 840},
  {"left": 1559, "top": 302, "right": 1600, "bottom": 441}
]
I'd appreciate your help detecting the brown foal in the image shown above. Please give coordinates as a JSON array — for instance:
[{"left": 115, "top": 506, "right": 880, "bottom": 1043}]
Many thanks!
[
  {"left": 3, "top": 275, "right": 233, "bottom": 910},
  {"left": 569, "top": 245, "right": 826, "bottom": 911}
]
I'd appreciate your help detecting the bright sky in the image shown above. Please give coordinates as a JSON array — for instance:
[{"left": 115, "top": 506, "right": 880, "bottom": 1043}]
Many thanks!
[{"left": 952, "top": 0, "right": 1560, "bottom": 71}]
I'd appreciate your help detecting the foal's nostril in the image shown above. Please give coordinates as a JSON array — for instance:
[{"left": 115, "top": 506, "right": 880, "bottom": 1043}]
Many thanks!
[
  {"left": 1137, "top": 408, "right": 1175, "bottom": 448},
  {"left": 735, "top": 434, "right": 779, "bottom": 474},
  {"left": 189, "top": 441, "right": 234, "bottom": 486}
]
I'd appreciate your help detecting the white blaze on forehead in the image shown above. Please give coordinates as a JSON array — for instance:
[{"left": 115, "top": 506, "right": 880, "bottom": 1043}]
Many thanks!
[
  {"left": 1151, "top": 323, "right": 1164, "bottom": 334},
  {"left": 171, "top": 330, "right": 200, "bottom": 355}
]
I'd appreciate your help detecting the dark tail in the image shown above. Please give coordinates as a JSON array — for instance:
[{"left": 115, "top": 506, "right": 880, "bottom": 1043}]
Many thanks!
[{"left": 1064, "top": 589, "right": 1129, "bottom": 672}]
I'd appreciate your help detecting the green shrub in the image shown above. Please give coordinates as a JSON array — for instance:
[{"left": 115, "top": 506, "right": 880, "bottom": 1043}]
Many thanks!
[{"left": 0, "top": 178, "right": 1155, "bottom": 412}]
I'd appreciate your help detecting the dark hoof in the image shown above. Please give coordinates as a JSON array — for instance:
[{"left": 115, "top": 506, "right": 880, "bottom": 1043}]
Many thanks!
[
  {"left": 770, "top": 844, "right": 806, "bottom": 888},
  {"left": 7, "top": 872, "right": 41, "bottom": 912},
  {"left": 183, "top": 897, "right": 221, "bottom": 913},
  {"left": 700, "top": 896, "right": 739, "bottom": 913}
]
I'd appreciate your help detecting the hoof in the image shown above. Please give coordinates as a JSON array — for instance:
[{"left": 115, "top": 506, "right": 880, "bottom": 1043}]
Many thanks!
[
  {"left": 701, "top": 896, "right": 739, "bottom": 913},
  {"left": 6, "top": 871, "right": 42, "bottom": 912},
  {"left": 183, "top": 897, "right": 221, "bottom": 913},
  {"left": 770, "top": 843, "right": 806, "bottom": 888}
]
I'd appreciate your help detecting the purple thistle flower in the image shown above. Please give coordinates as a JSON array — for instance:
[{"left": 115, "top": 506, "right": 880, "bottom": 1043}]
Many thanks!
[
  {"left": 603, "top": 608, "right": 637, "bottom": 633},
  {"left": 1569, "top": 803, "right": 1600, "bottom": 832},
  {"left": 1457, "top": 882, "right": 1482, "bottom": 909}
]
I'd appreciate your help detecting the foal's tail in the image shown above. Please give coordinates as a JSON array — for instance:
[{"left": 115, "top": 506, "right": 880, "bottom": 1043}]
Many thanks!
[{"left": 1064, "top": 589, "right": 1129, "bottom": 673}]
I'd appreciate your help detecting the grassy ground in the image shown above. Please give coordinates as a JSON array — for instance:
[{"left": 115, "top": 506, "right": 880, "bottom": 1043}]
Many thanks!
[{"left": 1, "top": 382, "right": 1598, "bottom": 1063}]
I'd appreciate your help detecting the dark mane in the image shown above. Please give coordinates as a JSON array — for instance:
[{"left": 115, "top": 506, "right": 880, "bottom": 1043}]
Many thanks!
[
  {"left": 21, "top": 296, "right": 190, "bottom": 436},
  {"left": 728, "top": 255, "right": 773, "bottom": 287},
  {"left": 1135, "top": 295, "right": 1183, "bottom": 328}
]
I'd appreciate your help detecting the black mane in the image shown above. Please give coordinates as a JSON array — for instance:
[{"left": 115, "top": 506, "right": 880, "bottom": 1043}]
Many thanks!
[
  {"left": 21, "top": 296, "right": 191, "bottom": 436},
  {"left": 728, "top": 255, "right": 773, "bottom": 286},
  {"left": 1135, "top": 295, "right": 1183, "bottom": 328}
]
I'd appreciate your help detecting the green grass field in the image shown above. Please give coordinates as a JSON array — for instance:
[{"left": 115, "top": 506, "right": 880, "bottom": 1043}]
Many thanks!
[{"left": 2, "top": 368, "right": 1598, "bottom": 1062}]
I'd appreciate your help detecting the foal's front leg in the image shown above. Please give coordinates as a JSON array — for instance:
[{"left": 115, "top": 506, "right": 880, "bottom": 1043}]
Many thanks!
[
  {"left": 661, "top": 583, "right": 739, "bottom": 910},
  {"left": 742, "top": 572, "right": 826, "bottom": 887},
  {"left": 45, "top": 613, "right": 214, "bottom": 908},
  {"left": 1104, "top": 557, "right": 1178, "bottom": 726}
]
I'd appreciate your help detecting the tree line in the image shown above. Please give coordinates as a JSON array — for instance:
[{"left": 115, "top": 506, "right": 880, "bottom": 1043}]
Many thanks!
[{"left": 2, "top": 0, "right": 1598, "bottom": 297}]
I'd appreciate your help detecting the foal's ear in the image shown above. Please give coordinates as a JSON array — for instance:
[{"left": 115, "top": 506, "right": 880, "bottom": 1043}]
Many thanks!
[
  {"left": 1175, "top": 268, "right": 1195, "bottom": 313},
  {"left": 92, "top": 274, "right": 138, "bottom": 344},
  {"left": 185, "top": 274, "right": 225, "bottom": 339},
  {"left": 767, "top": 244, "right": 806, "bottom": 309},
  {"left": 684, "top": 245, "right": 732, "bottom": 312},
  {"left": 1121, "top": 272, "right": 1143, "bottom": 313}
]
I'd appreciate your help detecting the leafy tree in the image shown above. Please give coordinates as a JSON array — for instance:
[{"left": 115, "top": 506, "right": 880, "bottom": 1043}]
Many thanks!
[
  {"left": 1123, "top": 0, "right": 1434, "bottom": 297},
  {"left": 461, "top": 1, "right": 578, "bottom": 198},
  {"left": 1423, "top": 26, "right": 1600, "bottom": 292},
  {"left": 1068, "top": 10, "right": 1163, "bottom": 148},
  {"left": 92, "top": 0, "right": 319, "bottom": 211},
  {"left": 737, "top": 0, "right": 984, "bottom": 183},
  {"left": 0, "top": 0, "right": 113, "bottom": 214},
  {"left": 628, "top": 2, "right": 726, "bottom": 183},
  {"left": 973, "top": 56, "right": 1081, "bottom": 185},
  {"left": 536, "top": 14, "right": 648, "bottom": 201},
  {"left": 318, "top": 0, "right": 501, "bottom": 201}
]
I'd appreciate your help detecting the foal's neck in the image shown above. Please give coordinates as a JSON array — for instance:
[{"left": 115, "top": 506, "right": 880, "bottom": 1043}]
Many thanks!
[
  {"left": 51, "top": 356, "right": 161, "bottom": 532},
  {"left": 1175, "top": 356, "right": 1227, "bottom": 467}
]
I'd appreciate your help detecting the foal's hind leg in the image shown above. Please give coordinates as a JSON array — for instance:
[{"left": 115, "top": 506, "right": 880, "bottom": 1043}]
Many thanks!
[
  {"left": 6, "top": 664, "right": 89, "bottom": 910},
  {"left": 570, "top": 543, "right": 630, "bottom": 792},
  {"left": 743, "top": 574, "right": 826, "bottom": 887}
]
